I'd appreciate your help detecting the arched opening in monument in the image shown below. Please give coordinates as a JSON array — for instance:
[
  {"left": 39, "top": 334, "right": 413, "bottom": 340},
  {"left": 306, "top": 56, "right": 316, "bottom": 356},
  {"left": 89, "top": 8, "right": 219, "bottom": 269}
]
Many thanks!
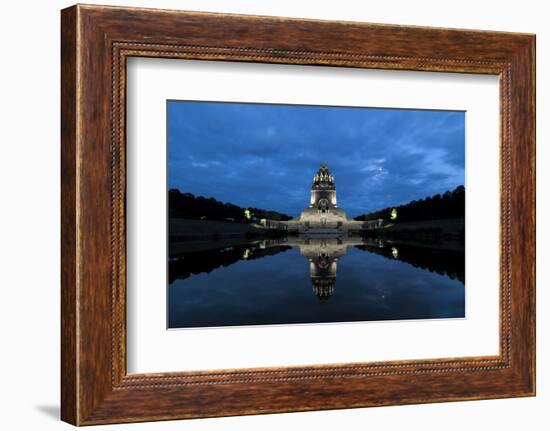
[{"left": 318, "top": 198, "right": 329, "bottom": 213}]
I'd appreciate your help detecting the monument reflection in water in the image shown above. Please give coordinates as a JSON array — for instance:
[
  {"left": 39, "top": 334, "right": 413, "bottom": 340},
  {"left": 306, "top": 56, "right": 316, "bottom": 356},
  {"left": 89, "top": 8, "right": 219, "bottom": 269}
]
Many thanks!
[
  {"left": 294, "top": 236, "right": 353, "bottom": 302},
  {"left": 168, "top": 235, "right": 465, "bottom": 328},
  {"left": 168, "top": 165, "right": 465, "bottom": 329}
]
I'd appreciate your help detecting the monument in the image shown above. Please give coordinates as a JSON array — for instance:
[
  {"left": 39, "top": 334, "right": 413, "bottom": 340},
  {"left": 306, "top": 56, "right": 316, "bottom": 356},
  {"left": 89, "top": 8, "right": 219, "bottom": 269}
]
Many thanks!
[
  {"left": 297, "top": 164, "right": 348, "bottom": 230},
  {"left": 262, "top": 164, "right": 383, "bottom": 232}
]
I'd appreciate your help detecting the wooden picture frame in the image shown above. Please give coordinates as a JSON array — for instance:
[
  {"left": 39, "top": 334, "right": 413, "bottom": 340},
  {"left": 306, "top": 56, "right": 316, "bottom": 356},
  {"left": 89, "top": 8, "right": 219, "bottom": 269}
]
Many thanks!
[{"left": 61, "top": 4, "right": 535, "bottom": 425}]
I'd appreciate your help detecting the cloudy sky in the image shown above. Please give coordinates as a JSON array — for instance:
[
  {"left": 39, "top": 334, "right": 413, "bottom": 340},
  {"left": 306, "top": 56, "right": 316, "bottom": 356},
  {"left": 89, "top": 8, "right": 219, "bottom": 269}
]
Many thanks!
[{"left": 167, "top": 100, "right": 464, "bottom": 218}]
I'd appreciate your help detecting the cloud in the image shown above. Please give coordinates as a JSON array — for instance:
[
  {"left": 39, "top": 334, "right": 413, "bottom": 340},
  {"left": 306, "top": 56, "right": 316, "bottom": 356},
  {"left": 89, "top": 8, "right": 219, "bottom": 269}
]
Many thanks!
[{"left": 168, "top": 101, "right": 465, "bottom": 217}]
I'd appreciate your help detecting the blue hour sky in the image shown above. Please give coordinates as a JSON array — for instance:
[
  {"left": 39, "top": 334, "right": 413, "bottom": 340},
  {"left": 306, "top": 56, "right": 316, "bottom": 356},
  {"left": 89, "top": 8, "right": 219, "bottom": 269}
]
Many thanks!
[{"left": 167, "top": 100, "right": 465, "bottom": 218}]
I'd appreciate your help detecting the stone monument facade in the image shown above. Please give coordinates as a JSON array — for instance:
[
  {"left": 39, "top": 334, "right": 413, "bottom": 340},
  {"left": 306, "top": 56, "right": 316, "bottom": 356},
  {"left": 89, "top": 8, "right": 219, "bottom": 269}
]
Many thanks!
[
  {"left": 295, "top": 164, "right": 353, "bottom": 232},
  {"left": 270, "top": 164, "right": 382, "bottom": 233}
]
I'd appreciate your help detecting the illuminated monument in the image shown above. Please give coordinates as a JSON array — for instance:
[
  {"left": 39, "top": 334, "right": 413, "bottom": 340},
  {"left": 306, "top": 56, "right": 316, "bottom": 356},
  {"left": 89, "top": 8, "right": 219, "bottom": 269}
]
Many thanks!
[
  {"left": 263, "top": 164, "right": 382, "bottom": 232},
  {"left": 285, "top": 164, "right": 366, "bottom": 233},
  {"left": 298, "top": 164, "right": 348, "bottom": 228}
]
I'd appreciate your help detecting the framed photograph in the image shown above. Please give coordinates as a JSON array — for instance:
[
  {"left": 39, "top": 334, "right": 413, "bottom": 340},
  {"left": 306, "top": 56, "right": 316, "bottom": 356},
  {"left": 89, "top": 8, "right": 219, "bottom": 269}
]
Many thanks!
[{"left": 61, "top": 4, "right": 536, "bottom": 425}]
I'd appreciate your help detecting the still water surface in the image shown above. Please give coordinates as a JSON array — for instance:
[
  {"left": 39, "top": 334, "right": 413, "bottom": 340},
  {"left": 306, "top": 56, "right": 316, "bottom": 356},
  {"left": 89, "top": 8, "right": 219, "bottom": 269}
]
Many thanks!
[{"left": 168, "top": 236, "right": 465, "bottom": 329}]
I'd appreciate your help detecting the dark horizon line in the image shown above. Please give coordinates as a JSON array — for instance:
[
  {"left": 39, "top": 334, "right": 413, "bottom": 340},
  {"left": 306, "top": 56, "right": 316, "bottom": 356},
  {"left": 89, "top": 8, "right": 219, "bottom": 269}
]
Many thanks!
[{"left": 168, "top": 184, "right": 465, "bottom": 220}]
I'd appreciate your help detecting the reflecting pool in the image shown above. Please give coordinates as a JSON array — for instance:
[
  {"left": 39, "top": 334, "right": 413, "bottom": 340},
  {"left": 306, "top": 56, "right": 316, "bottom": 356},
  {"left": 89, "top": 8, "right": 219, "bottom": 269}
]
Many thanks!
[{"left": 168, "top": 235, "right": 465, "bottom": 328}]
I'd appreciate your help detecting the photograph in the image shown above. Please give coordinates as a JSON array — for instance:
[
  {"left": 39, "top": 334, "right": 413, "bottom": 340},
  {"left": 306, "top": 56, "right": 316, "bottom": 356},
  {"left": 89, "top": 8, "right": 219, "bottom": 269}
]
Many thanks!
[
  {"left": 3, "top": 0, "right": 534, "bottom": 427},
  {"left": 167, "top": 101, "right": 466, "bottom": 329}
]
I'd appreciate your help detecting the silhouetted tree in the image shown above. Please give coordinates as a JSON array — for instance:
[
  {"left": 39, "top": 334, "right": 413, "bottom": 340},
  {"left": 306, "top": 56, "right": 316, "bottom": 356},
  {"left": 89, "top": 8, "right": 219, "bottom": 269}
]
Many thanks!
[
  {"left": 169, "top": 243, "right": 291, "bottom": 283},
  {"left": 168, "top": 189, "right": 293, "bottom": 222},
  {"left": 354, "top": 185, "right": 465, "bottom": 223}
]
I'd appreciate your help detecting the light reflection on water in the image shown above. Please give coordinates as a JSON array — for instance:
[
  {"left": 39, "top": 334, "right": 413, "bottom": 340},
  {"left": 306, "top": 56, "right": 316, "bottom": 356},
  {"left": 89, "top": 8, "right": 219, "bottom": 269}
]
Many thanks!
[{"left": 168, "top": 235, "right": 465, "bottom": 329}]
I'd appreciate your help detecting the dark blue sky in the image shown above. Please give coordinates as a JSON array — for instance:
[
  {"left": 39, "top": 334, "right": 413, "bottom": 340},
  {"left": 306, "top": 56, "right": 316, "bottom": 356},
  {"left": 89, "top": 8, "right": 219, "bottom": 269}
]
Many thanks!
[{"left": 168, "top": 101, "right": 464, "bottom": 218}]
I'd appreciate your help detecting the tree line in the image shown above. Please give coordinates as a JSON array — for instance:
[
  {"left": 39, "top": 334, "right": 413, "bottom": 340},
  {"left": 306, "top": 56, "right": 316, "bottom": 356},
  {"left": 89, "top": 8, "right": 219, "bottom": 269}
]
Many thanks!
[
  {"left": 354, "top": 185, "right": 465, "bottom": 223},
  {"left": 169, "top": 243, "right": 291, "bottom": 283},
  {"left": 169, "top": 189, "right": 293, "bottom": 222}
]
